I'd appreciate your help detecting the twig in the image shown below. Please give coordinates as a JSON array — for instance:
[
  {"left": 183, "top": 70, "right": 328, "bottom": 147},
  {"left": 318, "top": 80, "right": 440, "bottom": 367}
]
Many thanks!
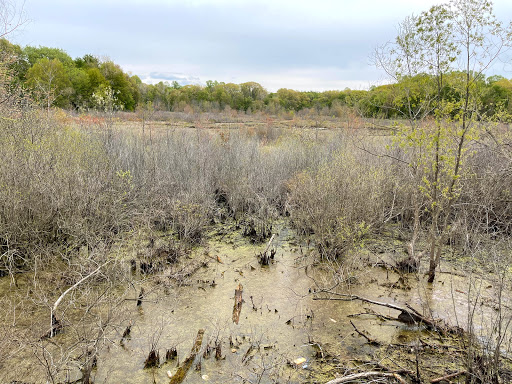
[{"left": 349, "top": 320, "right": 380, "bottom": 346}]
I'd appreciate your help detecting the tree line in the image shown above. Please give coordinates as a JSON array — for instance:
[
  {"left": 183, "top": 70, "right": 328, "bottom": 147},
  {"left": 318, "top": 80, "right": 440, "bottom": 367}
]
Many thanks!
[{"left": 2, "top": 38, "right": 511, "bottom": 120}]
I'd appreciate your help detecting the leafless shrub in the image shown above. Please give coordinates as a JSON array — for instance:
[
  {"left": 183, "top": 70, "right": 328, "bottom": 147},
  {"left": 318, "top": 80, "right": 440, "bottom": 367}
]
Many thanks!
[{"left": 287, "top": 137, "right": 396, "bottom": 259}]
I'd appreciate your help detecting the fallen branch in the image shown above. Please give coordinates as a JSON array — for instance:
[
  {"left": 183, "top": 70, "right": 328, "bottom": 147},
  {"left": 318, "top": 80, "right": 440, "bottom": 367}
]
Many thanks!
[
  {"left": 49, "top": 261, "right": 109, "bottom": 337},
  {"left": 325, "top": 371, "right": 406, "bottom": 384},
  {"left": 349, "top": 320, "right": 380, "bottom": 346},
  {"left": 348, "top": 311, "right": 396, "bottom": 322},
  {"left": 430, "top": 370, "right": 467, "bottom": 383},
  {"left": 314, "top": 293, "right": 440, "bottom": 330}
]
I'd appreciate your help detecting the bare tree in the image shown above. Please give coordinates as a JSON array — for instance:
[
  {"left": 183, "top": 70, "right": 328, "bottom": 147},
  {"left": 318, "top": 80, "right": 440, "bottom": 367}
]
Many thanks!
[{"left": 0, "top": 0, "right": 27, "bottom": 38}]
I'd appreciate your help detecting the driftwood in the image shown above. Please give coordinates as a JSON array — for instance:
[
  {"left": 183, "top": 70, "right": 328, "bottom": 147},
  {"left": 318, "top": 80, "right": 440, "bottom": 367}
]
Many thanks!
[
  {"left": 430, "top": 370, "right": 467, "bottom": 383},
  {"left": 232, "top": 283, "right": 243, "bottom": 324},
  {"left": 325, "top": 371, "right": 406, "bottom": 384},
  {"left": 169, "top": 329, "right": 205, "bottom": 384}
]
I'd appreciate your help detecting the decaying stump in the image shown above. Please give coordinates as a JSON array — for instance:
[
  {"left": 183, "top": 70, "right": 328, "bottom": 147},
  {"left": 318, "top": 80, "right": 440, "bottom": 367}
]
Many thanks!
[
  {"left": 41, "top": 314, "right": 63, "bottom": 339},
  {"left": 232, "top": 283, "right": 244, "bottom": 324},
  {"left": 396, "top": 244, "right": 425, "bottom": 272},
  {"left": 121, "top": 324, "right": 131, "bottom": 342},
  {"left": 137, "top": 288, "right": 145, "bottom": 306},
  {"left": 169, "top": 329, "right": 205, "bottom": 384},
  {"left": 258, "top": 234, "right": 276, "bottom": 265},
  {"left": 46, "top": 261, "right": 108, "bottom": 339},
  {"left": 140, "top": 261, "right": 153, "bottom": 274},
  {"left": 165, "top": 347, "right": 177, "bottom": 361},
  {"left": 215, "top": 340, "right": 222, "bottom": 360},
  {"left": 144, "top": 349, "right": 160, "bottom": 368},
  {"left": 396, "top": 256, "right": 419, "bottom": 273}
]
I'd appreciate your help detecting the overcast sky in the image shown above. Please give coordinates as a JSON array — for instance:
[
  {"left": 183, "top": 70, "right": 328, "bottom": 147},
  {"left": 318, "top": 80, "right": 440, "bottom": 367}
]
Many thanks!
[{"left": 9, "top": 0, "right": 512, "bottom": 91}]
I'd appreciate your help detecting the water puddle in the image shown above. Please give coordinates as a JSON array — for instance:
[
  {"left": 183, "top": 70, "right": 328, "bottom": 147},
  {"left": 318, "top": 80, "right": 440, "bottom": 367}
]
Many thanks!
[{"left": 0, "top": 224, "right": 508, "bottom": 383}]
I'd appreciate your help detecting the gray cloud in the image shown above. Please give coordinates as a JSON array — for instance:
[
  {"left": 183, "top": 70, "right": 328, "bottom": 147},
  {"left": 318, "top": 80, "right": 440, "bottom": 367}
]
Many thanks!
[
  {"left": 14, "top": 0, "right": 512, "bottom": 91},
  {"left": 147, "top": 72, "right": 201, "bottom": 84}
]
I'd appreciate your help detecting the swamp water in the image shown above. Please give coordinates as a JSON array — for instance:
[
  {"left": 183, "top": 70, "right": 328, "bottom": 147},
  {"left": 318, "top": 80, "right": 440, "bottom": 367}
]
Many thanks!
[{"left": 0, "top": 225, "right": 505, "bottom": 383}]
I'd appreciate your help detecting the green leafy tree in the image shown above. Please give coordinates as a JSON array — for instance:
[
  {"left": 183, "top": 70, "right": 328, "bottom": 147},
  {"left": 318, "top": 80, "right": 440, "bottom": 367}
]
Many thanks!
[
  {"left": 276, "top": 88, "right": 308, "bottom": 111},
  {"left": 26, "top": 57, "right": 71, "bottom": 112},
  {"left": 375, "top": 0, "right": 512, "bottom": 282},
  {"left": 482, "top": 76, "right": 512, "bottom": 118},
  {"left": 74, "top": 54, "right": 100, "bottom": 69},
  {"left": 100, "top": 61, "right": 139, "bottom": 110},
  {"left": 240, "top": 82, "right": 267, "bottom": 111},
  {"left": 23, "top": 45, "right": 74, "bottom": 68},
  {"left": 0, "top": 38, "right": 28, "bottom": 104}
]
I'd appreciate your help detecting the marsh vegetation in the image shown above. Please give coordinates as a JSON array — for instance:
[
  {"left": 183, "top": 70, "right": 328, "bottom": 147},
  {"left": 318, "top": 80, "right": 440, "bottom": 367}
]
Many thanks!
[{"left": 2, "top": 0, "right": 512, "bottom": 383}]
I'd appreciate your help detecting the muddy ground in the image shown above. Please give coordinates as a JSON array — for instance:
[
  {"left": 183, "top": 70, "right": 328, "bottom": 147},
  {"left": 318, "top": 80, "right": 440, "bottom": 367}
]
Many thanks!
[{"left": 0, "top": 222, "right": 511, "bottom": 383}]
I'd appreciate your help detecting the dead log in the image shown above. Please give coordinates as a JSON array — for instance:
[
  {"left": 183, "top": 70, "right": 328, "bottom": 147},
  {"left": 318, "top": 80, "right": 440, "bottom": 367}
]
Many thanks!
[
  {"left": 232, "top": 283, "right": 243, "bottom": 324},
  {"left": 169, "top": 329, "right": 205, "bottom": 384}
]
